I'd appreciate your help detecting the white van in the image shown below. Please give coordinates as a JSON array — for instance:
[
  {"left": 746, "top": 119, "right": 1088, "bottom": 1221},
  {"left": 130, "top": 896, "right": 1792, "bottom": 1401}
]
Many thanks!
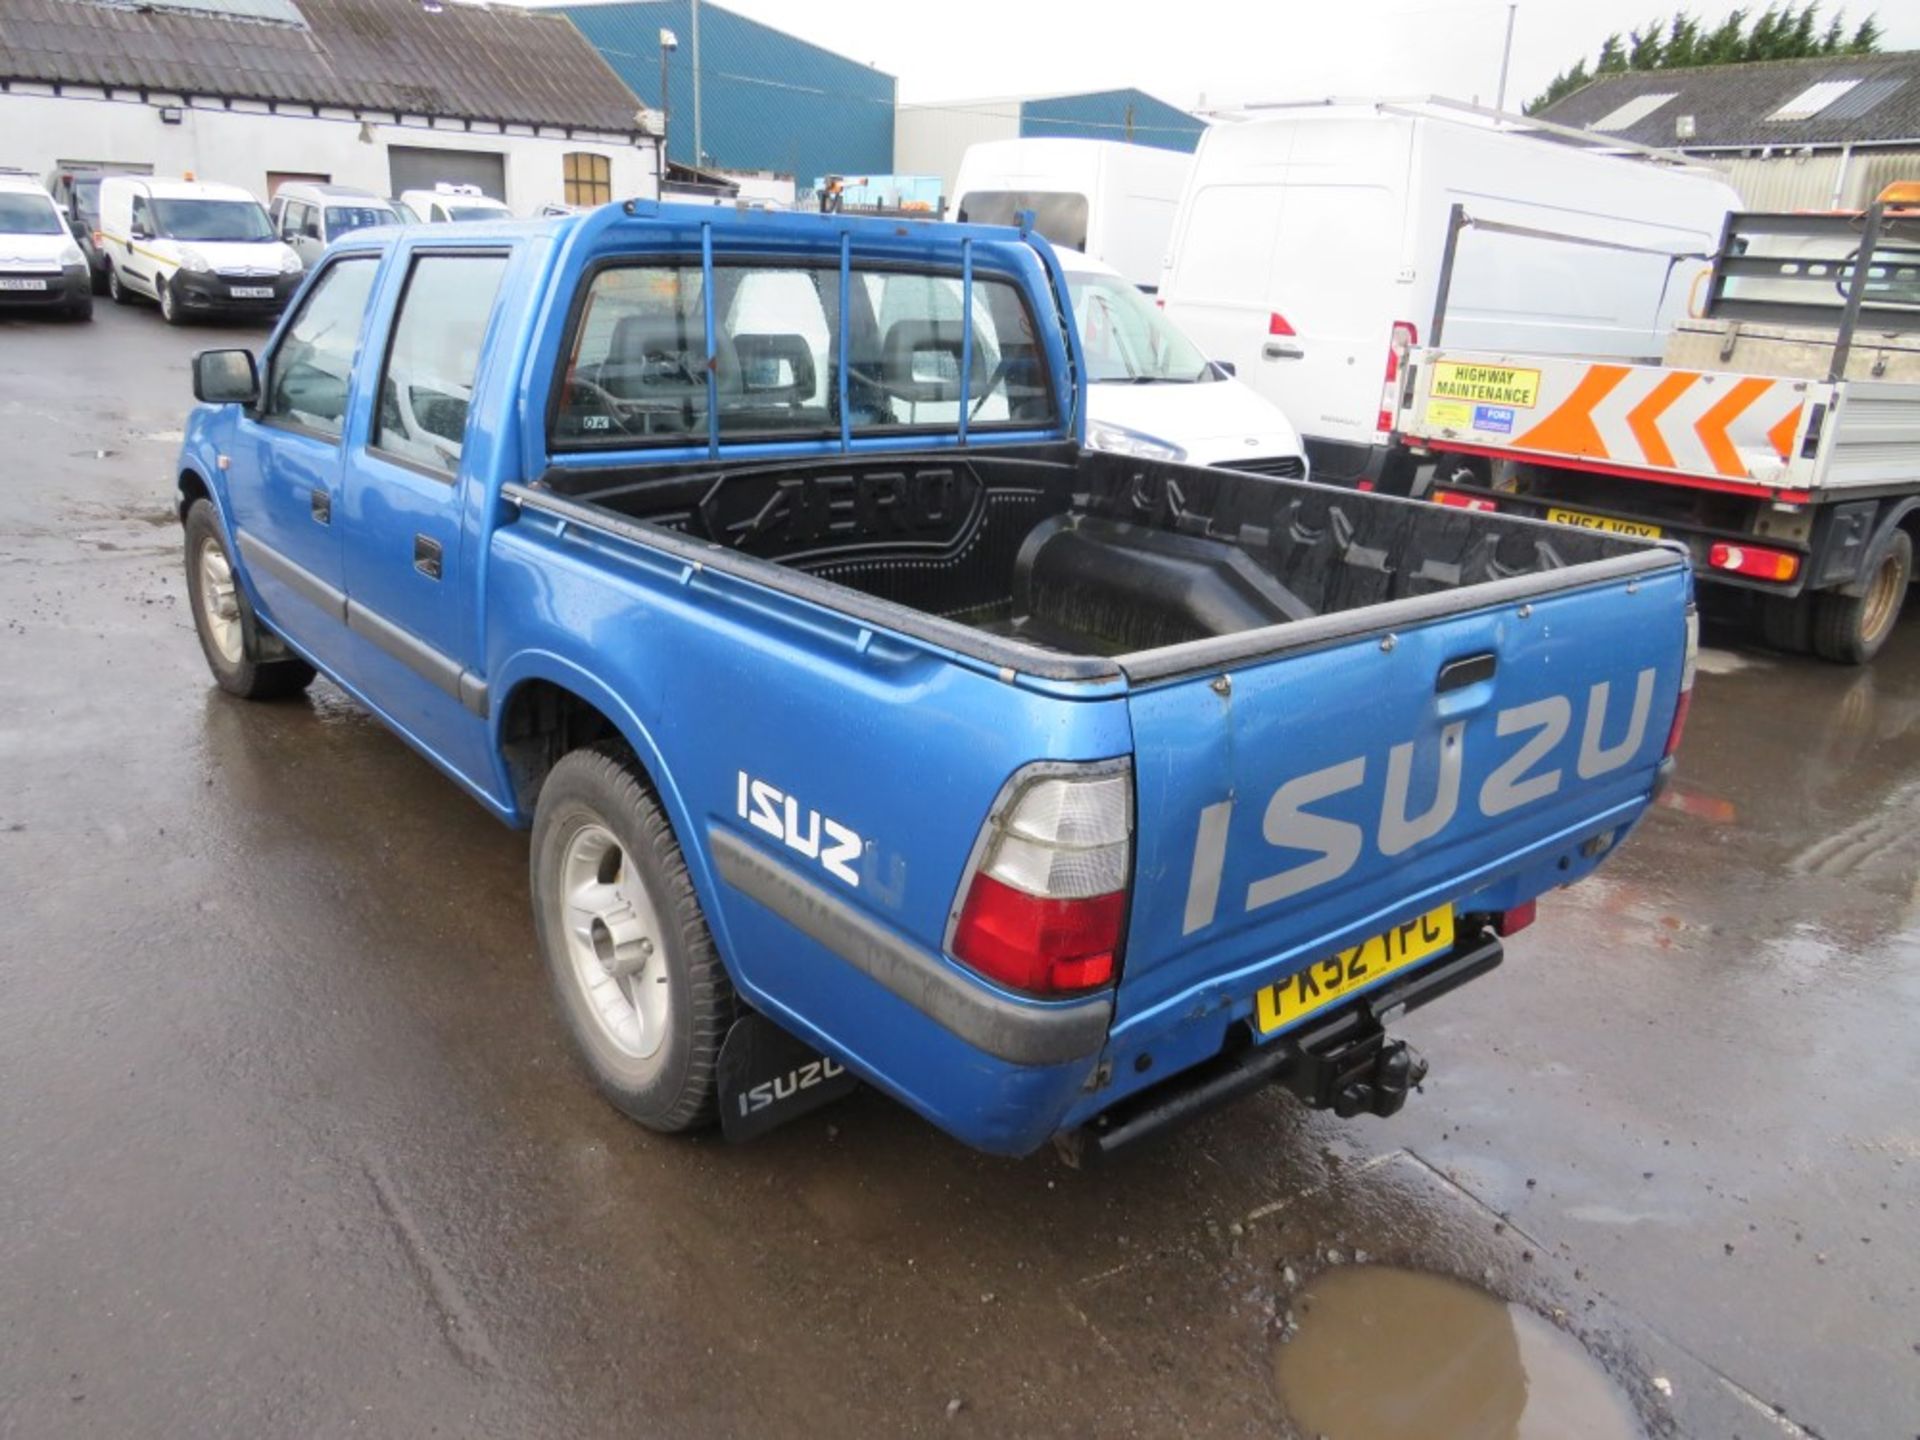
[
  {"left": 0, "top": 171, "right": 93, "bottom": 320},
  {"left": 97, "top": 176, "right": 300, "bottom": 323},
  {"left": 399, "top": 184, "right": 513, "bottom": 224},
  {"left": 950, "top": 138, "right": 1192, "bottom": 291},
  {"left": 1158, "top": 100, "right": 1741, "bottom": 490},
  {"left": 1059, "top": 248, "right": 1307, "bottom": 476},
  {"left": 269, "top": 182, "right": 404, "bottom": 270}
]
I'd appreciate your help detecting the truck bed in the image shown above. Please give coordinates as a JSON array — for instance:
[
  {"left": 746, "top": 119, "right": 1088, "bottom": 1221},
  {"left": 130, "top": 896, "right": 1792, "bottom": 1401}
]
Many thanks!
[{"left": 527, "top": 446, "right": 1663, "bottom": 676}]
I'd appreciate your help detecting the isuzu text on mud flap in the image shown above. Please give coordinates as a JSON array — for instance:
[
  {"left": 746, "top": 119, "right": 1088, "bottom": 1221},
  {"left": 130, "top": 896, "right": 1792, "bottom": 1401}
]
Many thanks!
[{"left": 174, "top": 200, "right": 1695, "bottom": 1160}]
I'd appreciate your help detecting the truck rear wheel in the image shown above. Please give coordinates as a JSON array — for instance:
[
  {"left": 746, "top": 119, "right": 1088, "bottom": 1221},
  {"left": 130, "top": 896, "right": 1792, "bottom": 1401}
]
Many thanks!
[
  {"left": 183, "top": 499, "right": 317, "bottom": 699},
  {"left": 530, "top": 744, "right": 734, "bottom": 1134},
  {"left": 1813, "top": 530, "right": 1911, "bottom": 665}
]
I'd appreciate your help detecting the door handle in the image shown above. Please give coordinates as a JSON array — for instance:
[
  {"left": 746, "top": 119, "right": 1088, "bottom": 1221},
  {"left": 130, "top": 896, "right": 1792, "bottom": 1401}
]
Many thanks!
[
  {"left": 1262, "top": 341, "right": 1305, "bottom": 361},
  {"left": 413, "top": 534, "right": 443, "bottom": 581},
  {"left": 310, "top": 488, "right": 331, "bottom": 524}
]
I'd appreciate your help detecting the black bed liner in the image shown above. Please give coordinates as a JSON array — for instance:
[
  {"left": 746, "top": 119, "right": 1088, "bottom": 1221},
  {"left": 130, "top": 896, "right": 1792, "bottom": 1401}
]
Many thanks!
[{"left": 517, "top": 447, "right": 1681, "bottom": 685}]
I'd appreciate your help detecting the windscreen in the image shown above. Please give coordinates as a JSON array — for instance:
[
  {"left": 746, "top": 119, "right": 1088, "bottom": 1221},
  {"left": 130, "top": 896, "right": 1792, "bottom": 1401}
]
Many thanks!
[
  {"left": 1068, "top": 270, "right": 1214, "bottom": 383},
  {"left": 153, "top": 198, "right": 274, "bottom": 242},
  {"left": 0, "top": 193, "right": 64, "bottom": 236},
  {"left": 325, "top": 205, "right": 400, "bottom": 236},
  {"left": 955, "top": 190, "right": 1091, "bottom": 253}
]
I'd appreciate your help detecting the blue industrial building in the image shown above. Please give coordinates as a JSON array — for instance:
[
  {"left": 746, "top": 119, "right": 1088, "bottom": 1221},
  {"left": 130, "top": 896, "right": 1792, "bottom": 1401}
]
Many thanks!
[
  {"left": 1017, "top": 89, "right": 1205, "bottom": 152},
  {"left": 558, "top": 0, "right": 895, "bottom": 181}
]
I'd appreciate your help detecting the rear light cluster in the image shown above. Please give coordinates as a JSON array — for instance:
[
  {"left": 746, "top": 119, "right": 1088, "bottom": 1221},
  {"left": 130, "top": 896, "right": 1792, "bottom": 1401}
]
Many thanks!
[
  {"left": 1495, "top": 901, "right": 1537, "bottom": 937},
  {"left": 1666, "top": 606, "right": 1699, "bottom": 757},
  {"left": 1432, "top": 489, "right": 1497, "bottom": 512},
  {"left": 949, "top": 763, "right": 1133, "bottom": 996},
  {"left": 1709, "top": 542, "right": 1799, "bottom": 582},
  {"left": 1379, "top": 320, "right": 1417, "bottom": 433}
]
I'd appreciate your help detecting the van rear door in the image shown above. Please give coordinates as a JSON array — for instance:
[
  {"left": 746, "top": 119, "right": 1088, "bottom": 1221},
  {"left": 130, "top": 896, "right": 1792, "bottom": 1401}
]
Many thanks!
[{"left": 1112, "top": 560, "right": 1688, "bottom": 1042}]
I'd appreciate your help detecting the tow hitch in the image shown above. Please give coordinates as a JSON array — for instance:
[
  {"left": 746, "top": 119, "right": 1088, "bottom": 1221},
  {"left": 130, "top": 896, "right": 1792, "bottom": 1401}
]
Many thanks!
[{"left": 1056, "top": 924, "right": 1503, "bottom": 1165}]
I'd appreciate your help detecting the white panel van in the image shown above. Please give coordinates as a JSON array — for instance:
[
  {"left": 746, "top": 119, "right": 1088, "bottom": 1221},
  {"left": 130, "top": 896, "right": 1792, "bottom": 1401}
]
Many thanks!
[
  {"left": 1158, "top": 101, "right": 1740, "bottom": 490},
  {"left": 97, "top": 177, "right": 301, "bottom": 324},
  {"left": 950, "top": 138, "right": 1193, "bottom": 291}
]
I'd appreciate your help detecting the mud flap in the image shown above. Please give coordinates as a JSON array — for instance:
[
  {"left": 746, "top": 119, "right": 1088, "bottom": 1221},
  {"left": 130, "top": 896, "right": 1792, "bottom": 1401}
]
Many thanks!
[{"left": 716, "top": 1012, "right": 858, "bottom": 1143}]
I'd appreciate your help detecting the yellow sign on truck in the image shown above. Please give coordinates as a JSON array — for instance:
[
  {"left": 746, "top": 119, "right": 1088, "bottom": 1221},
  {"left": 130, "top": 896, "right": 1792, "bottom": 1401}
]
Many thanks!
[{"left": 1429, "top": 361, "right": 1542, "bottom": 408}]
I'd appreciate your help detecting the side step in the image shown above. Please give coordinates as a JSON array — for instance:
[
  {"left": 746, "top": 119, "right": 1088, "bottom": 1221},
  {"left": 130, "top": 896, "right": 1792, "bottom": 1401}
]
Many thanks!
[{"left": 1057, "top": 926, "right": 1504, "bottom": 1165}]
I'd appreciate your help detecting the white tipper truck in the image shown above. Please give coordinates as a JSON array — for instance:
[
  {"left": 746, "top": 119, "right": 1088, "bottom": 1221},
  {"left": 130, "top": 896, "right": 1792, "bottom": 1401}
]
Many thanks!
[{"left": 1397, "top": 182, "right": 1920, "bottom": 664}]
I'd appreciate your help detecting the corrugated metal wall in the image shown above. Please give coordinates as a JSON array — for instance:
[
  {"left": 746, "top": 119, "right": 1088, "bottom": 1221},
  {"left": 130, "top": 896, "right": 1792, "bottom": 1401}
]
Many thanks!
[
  {"left": 560, "top": 0, "right": 894, "bottom": 180},
  {"left": 1017, "top": 89, "right": 1203, "bottom": 153},
  {"left": 1714, "top": 147, "right": 1920, "bottom": 210}
]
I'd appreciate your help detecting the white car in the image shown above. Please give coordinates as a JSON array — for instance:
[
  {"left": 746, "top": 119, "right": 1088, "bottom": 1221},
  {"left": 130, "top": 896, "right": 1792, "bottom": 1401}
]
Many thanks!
[
  {"left": 1060, "top": 249, "right": 1309, "bottom": 479},
  {"left": 0, "top": 171, "right": 92, "bottom": 320},
  {"left": 399, "top": 184, "right": 513, "bottom": 224},
  {"left": 97, "top": 176, "right": 300, "bottom": 323}
]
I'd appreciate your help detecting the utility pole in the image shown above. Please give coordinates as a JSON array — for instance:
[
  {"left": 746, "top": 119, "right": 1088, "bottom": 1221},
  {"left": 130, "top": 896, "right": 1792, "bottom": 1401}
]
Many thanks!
[
  {"left": 1495, "top": 2, "right": 1518, "bottom": 112},
  {"left": 1125, "top": 102, "right": 1134, "bottom": 143},
  {"left": 659, "top": 28, "right": 677, "bottom": 163},
  {"left": 691, "top": 0, "right": 704, "bottom": 167}
]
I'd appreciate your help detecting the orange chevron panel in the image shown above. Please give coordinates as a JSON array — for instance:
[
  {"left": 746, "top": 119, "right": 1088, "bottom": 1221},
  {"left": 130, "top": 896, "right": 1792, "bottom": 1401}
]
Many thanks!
[
  {"left": 1767, "top": 404, "right": 1803, "bottom": 461},
  {"left": 1511, "top": 365, "right": 1629, "bottom": 459},
  {"left": 1695, "top": 377, "right": 1774, "bottom": 477},
  {"left": 1624, "top": 372, "right": 1697, "bottom": 470}
]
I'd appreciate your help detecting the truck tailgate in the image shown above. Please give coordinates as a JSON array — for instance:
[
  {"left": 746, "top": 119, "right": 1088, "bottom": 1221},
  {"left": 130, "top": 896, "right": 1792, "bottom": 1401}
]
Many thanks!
[{"left": 1115, "top": 557, "right": 1689, "bottom": 1038}]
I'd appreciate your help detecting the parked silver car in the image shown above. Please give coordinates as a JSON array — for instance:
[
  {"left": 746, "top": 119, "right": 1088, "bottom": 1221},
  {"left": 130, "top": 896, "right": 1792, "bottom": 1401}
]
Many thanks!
[{"left": 267, "top": 183, "right": 404, "bottom": 269}]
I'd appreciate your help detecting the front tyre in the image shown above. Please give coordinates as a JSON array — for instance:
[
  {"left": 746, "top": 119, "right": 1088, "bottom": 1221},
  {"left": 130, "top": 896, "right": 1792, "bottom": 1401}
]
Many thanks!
[
  {"left": 107, "top": 265, "right": 131, "bottom": 306},
  {"left": 182, "top": 499, "right": 316, "bottom": 699},
  {"left": 158, "top": 275, "right": 184, "bottom": 325},
  {"left": 530, "top": 745, "right": 734, "bottom": 1133},
  {"left": 1813, "top": 529, "right": 1911, "bottom": 665}
]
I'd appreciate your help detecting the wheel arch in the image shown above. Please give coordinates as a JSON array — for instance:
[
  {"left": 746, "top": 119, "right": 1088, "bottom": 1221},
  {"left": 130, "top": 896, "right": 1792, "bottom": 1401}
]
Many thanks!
[{"left": 177, "top": 466, "right": 213, "bottom": 522}]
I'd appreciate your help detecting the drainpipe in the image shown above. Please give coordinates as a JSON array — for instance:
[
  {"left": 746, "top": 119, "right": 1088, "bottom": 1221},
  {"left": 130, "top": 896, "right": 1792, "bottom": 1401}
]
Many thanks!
[{"left": 1828, "top": 143, "right": 1853, "bottom": 208}]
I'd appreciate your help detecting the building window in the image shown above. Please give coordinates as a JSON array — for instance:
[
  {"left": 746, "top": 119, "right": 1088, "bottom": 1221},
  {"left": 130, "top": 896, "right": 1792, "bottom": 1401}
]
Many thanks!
[{"left": 564, "top": 152, "right": 612, "bottom": 207}]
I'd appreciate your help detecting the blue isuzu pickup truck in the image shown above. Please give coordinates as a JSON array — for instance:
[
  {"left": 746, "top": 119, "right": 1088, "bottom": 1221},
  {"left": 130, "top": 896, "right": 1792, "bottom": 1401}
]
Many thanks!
[{"left": 175, "top": 202, "right": 1696, "bottom": 1159}]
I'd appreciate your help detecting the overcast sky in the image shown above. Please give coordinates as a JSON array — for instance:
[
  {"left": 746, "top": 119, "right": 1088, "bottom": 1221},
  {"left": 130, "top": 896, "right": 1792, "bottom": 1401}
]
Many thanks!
[{"left": 667, "top": 0, "right": 1918, "bottom": 112}]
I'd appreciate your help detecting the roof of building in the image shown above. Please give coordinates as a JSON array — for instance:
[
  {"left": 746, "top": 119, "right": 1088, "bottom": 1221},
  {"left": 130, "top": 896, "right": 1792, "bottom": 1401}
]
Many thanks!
[
  {"left": 0, "top": 0, "right": 650, "bottom": 135},
  {"left": 1536, "top": 49, "right": 1920, "bottom": 150}
]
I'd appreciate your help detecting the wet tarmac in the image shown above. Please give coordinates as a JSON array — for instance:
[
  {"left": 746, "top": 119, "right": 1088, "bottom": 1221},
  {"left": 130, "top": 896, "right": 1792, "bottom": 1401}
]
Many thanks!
[{"left": 3, "top": 302, "right": 1917, "bottom": 1438}]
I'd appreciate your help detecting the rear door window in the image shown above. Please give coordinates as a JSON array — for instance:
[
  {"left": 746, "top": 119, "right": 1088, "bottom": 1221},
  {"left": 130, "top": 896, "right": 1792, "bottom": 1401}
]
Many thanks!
[{"left": 373, "top": 251, "right": 510, "bottom": 477}]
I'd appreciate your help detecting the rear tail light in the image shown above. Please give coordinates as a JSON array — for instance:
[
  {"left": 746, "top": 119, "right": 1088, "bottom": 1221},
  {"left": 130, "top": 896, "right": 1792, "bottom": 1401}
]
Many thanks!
[
  {"left": 949, "top": 762, "right": 1132, "bottom": 996},
  {"left": 1378, "top": 320, "right": 1417, "bottom": 432},
  {"left": 1665, "top": 606, "right": 1699, "bottom": 757},
  {"left": 1269, "top": 312, "right": 1295, "bottom": 336},
  {"left": 1709, "top": 542, "right": 1799, "bottom": 582},
  {"left": 1432, "top": 489, "right": 1497, "bottom": 512},
  {"left": 1495, "top": 901, "right": 1536, "bottom": 936}
]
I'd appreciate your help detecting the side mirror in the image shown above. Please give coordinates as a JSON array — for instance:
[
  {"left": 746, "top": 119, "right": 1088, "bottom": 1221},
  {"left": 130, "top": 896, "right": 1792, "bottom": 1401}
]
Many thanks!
[
  {"left": 193, "top": 348, "right": 260, "bottom": 406},
  {"left": 1212, "top": 359, "right": 1237, "bottom": 379},
  {"left": 130, "top": 224, "right": 151, "bottom": 242}
]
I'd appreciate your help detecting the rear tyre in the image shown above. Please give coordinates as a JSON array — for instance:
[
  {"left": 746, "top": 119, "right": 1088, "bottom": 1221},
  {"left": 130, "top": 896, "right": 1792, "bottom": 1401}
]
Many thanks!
[
  {"left": 182, "top": 498, "right": 316, "bottom": 700},
  {"left": 1757, "top": 594, "right": 1812, "bottom": 655},
  {"left": 530, "top": 744, "right": 734, "bottom": 1134},
  {"left": 1812, "top": 529, "right": 1911, "bottom": 665}
]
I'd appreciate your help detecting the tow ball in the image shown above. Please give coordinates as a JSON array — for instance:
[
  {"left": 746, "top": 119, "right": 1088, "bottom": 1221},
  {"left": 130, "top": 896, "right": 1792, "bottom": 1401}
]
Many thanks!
[{"left": 1286, "top": 1030, "right": 1429, "bottom": 1120}]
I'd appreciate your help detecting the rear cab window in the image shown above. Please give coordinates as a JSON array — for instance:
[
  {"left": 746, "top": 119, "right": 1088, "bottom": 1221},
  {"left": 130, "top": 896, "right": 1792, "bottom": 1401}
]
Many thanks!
[{"left": 553, "top": 252, "right": 1057, "bottom": 449}]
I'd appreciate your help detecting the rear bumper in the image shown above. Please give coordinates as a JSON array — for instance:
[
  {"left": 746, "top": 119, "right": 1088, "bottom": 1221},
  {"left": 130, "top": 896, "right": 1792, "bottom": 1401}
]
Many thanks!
[{"left": 1058, "top": 925, "right": 1504, "bottom": 1162}]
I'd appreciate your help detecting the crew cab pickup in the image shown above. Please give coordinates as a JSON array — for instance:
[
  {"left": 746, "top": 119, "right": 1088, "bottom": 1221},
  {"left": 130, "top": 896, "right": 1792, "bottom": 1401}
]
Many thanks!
[{"left": 175, "top": 202, "right": 1696, "bottom": 1159}]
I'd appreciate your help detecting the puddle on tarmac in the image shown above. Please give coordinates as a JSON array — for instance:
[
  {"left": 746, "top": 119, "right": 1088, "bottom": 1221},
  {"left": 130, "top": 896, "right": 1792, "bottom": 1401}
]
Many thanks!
[{"left": 1275, "top": 1266, "right": 1641, "bottom": 1440}]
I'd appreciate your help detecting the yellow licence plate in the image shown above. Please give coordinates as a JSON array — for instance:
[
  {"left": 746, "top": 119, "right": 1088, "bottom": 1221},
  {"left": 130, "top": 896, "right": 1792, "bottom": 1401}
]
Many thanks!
[
  {"left": 1545, "top": 506, "right": 1662, "bottom": 539},
  {"left": 1253, "top": 906, "right": 1455, "bottom": 1035}
]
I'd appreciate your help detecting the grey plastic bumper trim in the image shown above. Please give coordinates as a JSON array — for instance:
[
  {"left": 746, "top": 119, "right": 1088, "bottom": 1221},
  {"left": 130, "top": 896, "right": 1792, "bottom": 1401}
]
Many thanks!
[{"left": 709, "top": 827, "right": 1112, "bottom": 1068}]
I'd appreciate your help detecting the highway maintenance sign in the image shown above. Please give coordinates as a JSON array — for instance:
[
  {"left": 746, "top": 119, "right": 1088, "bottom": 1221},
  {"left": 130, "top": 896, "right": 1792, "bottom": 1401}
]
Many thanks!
[{"left": 1403, "top": 350, "right": 1815, "bottom": 488}]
